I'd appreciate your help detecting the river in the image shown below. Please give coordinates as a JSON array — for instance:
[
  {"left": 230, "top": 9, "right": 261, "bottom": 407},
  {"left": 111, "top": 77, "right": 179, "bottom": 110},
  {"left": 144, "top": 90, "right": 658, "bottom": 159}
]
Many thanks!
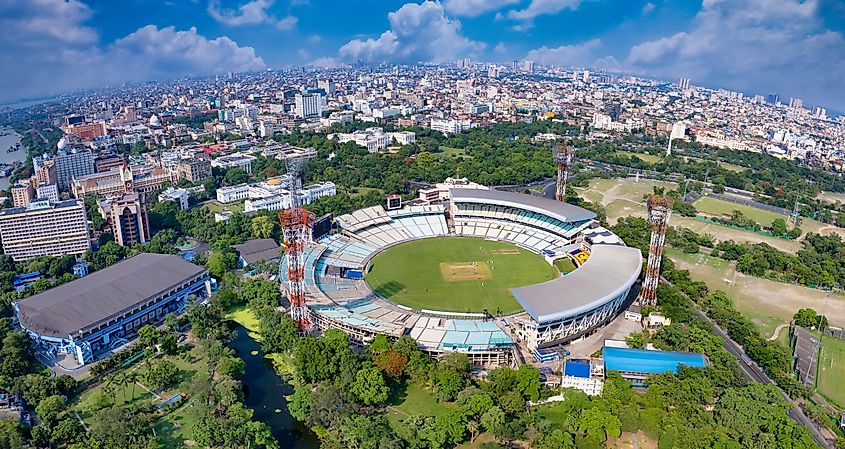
[
  {"left": 228, "top": 324, "right": 320, "bottom": 449},
  {"left": 0, "top": 126, "right": 25, "bottom": 190}
]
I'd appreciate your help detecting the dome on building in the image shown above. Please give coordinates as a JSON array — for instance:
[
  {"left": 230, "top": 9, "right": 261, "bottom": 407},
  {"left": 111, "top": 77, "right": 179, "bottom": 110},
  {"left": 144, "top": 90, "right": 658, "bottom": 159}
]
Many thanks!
[{"left": 148, "top": 114, "right": 161, "bottom": 127}]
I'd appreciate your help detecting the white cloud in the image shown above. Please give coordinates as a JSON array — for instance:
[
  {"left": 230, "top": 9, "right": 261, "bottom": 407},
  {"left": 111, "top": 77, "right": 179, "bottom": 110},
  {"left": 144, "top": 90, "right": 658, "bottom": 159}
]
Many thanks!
[
  {"left": 641, "top": 2, "right": 655, "bottom": 14},
  {"left": 338, "top": 1, "right": 485, "bottom": 63},
  {"left": 276, "top": 15, "right": 298, "bottom": 30},
  {"left": 0, "top": 1, "right": 265, "bottom": 102},
  {"left": 442, "top": 0, "right": 521, "bottom": 17},
  {"left": 208, "top": 0, "right": 297, "bottom": 30},
  {"left": 494, "top": 42, "right": 508, "bottom": 54},
  {"left": 525, "top": 38, "right": 603, "bottom": 67},
  {"left": 507, "top": 0, "right": 582, "bottom": 23},
  {"left": 626, "top": 0, "right": 845, "bottom": 108},
  {"left": 309, "top": 57, "right": 346, "bottom": 68}
]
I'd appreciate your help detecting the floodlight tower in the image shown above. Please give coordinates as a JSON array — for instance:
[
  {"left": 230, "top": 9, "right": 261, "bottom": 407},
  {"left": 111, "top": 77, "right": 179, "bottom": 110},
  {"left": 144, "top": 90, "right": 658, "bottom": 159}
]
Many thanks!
[
  {"left": 278, "top": 156, "right": 316, "bottom": 332},
  {"left": 638, "top": 195, "right": 674, "bottom": 307},
  {"left": 553, "top": 144, "right": 574, "bottom": 202}
]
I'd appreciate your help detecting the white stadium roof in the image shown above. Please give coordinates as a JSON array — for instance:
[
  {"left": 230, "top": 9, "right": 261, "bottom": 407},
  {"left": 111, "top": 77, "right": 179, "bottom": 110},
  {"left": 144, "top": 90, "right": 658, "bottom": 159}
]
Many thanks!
[
  {"left": 511, "top": 244, "right": 642, "bottom": 324},
  {"left": 449, "top": 188, "right": 596, "bottom": 223}
]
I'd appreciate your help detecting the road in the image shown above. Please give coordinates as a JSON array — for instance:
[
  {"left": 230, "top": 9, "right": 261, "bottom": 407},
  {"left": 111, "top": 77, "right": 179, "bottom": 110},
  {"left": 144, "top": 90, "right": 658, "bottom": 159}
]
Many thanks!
[{"left": 695, "top": 310, "right": 834, "bottom": 449}]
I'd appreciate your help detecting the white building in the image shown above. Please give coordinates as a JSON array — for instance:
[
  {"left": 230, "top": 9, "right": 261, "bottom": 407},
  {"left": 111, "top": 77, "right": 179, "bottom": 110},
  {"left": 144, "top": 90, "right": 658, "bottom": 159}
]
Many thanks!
[
  {"left": 211, "top": 153, "right": 255, "bottom": 174},
  {"left": 158, "top": 187, "right": 190, "bottom": 211},
  {"left": 243, "top": 180, "right": 336, "bottom": 213},
  {"left": 430, "top": 118, "right": 469, "bottom": 135},
  {"left": 36, "top": 184, "right": 59, "bottom": 203},
  {"left": 295, "top": 92, "right": 326, "bottom": 119},
  {"left": 559, "top": 376, "right": 604, "bottom": 396},
  {"left": 217, "top": 184, "right": 250, "bottom": 203},
  {"left": 329, "top": 128, "right": 415, "bottom": 153}
]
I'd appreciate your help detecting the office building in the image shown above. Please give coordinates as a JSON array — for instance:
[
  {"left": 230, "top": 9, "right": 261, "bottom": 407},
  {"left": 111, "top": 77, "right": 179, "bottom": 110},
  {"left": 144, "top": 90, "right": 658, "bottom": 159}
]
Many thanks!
[
  {"left": 789, "top": 97, "right": 804, "bottom": 110},
  {"left": 173, "top": 158, "right": 212, "bottom": 183},
  {"left": 36, "top": 183, "right": 59, "bottom": 203},
  {"left": 55, "top": 149, "right": 95, "bottom": 190},
  {"left": 211, "top": 153, "right": 255, "bottom": 174},
  {"left": 11, "top": 182, "right": 35, "bottom": 207},
  {"left": 94, "top": 154, "right": 125, "bottom": 173},
  {"left": 295, "top": 91, "right": 326, "bottom": 119},
  {"left": 0, "top": 199, "right": 90, "bottom": 261},
  {"left": 767, "top": 93, "right": 780, "bottom": 105},
  {"left": 101, "top": 192, "right": 150, "bottom": 246},
  {"left": 430, "top": 118, "right": 469, "bottom": 135},
  {"left": 34, "top": 158, "right": 57, "bottom": 185},
  {"left": 14, "top": 253, "right": 211, "bottom": 365},
  {"left": 523, "top": 60, "right": 534, "bottom": 73},
  {"left": 678, "top": 78, "right": 691, "bottom": 90}
]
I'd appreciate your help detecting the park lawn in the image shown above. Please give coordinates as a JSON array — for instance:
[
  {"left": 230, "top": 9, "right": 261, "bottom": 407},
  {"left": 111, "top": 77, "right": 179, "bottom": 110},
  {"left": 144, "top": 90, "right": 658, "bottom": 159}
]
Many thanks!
[
  {"left": 202, "top": 199, "right": 244, "bottom": 214},
  {"left": 692, "top": 196, "right": 787, "bottom": 226},
  {"left": 617, "top": 150, "right": 662, "bottom": 164},
  {"left": 439, "top": 146, "right": 472, "bottom": 158},
  {"left": 817, "top": 334, "right": 845, "bottom": 408},
  {"left": 349, "top": 186, "right": 384, "bottom": 198},
  {"left": 386, "top": 383, "right": 448, "bottom": 429},
  {"left": 365, "top": 237, "right": 557, "bottom": 314},
  {"left": 718, "top": 161, "right": 748, "bottom": 172}
]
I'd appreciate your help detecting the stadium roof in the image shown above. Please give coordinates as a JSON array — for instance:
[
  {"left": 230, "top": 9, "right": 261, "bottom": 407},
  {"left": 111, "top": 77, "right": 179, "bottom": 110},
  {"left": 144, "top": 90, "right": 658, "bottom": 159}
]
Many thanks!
[
  {"left": 511, "top": 244, "right": 642, "bottom": 324},
  {"left": 449, "top": 188, "right": 596, "bottom": 223},
  {"left": 603, "top": 346, "right": 707, "bottom": 374},
  {"left": 15, "top": 254, "right": 207, "bottom": 338}
]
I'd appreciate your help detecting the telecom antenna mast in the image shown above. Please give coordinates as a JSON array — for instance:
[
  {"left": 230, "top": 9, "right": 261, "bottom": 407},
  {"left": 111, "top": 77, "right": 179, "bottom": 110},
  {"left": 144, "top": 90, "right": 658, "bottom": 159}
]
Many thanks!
[
  {"left": 278, "top": 156, "right": 316, "bottom": 332},
  {"left": 638, "top": 195, "right": 674, "bottom": 306},
  {"left": 553, "top": 144, "right": 574, "bottom": 202}
]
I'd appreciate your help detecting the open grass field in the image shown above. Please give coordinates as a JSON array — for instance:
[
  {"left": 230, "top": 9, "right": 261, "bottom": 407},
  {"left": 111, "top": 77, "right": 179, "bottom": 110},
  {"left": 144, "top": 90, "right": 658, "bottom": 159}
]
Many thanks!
[
  {"left": 554, "top": 257, "right": 577, "bottom": 274},
  {"left": 365, "top": 237, "right": 557, "bottom": 314},
  {"left": 816, "top": 191, "right": 845, "bottom": 204},
  {"left": 439, "top": 146, "right": 472, "bottom": 158},
  {"left": 665, "top": 248, "right": 845, "bottom": 336},
  {"left": 349, "top": 186, "right": 384, "bottom": 198},
  {"left": 692, "top": 196, "right": 787, "bottom": 226},
  {"left": 617, "top": 150, "right": 663, "bottom": 164},
  {"left": 817, "top": 334, "right": 845, "bottom": 408}
]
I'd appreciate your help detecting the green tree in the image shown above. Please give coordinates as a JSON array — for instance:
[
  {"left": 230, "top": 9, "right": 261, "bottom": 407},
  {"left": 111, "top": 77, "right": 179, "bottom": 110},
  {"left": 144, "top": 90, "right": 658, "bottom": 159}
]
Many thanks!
[
  {"left": 145, "top": 359, "right": 179, "bottom": 391},
  {"left": 250, "top": 215, "right": 278, "bottom": 240},
  {"left": 350, "top": 367, "right": 389, "bottom": 405}
]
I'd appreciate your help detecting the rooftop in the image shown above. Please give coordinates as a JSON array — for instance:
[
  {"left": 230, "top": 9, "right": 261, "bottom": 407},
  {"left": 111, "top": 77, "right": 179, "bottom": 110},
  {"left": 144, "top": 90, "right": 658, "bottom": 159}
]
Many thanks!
[
  {"left": 15, "top": 253, "right": 207, "bottom": 338},
  {"left": 233, "top": 238, "right": 281, "bottom": 265},
  {"left": 603, "top": 346, "right": 706, "bottom": 374},
  {"left": 449, "top": 188, "right": 596, "bottom": 223},
  {"left": 511, "top": 244, "right": 642, "bottom": 324}
]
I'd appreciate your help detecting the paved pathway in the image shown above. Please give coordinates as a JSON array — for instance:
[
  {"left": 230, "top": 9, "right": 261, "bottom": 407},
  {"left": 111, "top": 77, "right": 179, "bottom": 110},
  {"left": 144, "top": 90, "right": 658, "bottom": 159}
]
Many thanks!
[{"left": 769, "top": 323, "right": 789, "bottom": 341}]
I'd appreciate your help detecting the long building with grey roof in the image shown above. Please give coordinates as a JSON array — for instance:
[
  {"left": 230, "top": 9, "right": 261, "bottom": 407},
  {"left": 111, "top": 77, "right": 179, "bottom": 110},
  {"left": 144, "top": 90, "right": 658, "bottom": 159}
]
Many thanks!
[{"left": 14, "top": 253, "right": 211, "bottom": 366}]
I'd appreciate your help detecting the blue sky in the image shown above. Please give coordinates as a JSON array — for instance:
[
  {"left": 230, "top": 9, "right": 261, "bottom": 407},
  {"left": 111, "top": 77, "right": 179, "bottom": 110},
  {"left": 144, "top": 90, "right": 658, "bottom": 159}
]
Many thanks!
[{"left": 1, "top": 0, "right": 844, "bottom": 110}]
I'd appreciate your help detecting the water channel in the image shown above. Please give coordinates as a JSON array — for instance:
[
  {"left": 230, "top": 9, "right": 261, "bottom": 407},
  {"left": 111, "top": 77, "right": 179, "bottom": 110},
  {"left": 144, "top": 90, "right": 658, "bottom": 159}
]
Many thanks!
[{"left": 228, "top": 324, "right": 320, "bottom": 449}]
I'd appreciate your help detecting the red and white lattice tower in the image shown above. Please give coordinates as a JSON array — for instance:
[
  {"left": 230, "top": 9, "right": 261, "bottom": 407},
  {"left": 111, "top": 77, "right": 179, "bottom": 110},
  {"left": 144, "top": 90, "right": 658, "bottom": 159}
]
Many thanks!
[
  {"left": 638, "top": 195, "right": 674, "bottom": 306},
  {"left": 553, "top": 144, "right": 574, "bottom": 202},
  {"left": 278, "top": 157, "right": 316, "bottom": 332}
]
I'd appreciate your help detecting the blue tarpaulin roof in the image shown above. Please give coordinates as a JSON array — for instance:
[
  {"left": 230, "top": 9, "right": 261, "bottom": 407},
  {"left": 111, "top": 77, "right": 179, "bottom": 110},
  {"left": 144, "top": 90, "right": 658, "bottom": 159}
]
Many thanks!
[{"left": 603, "top": 346, "right": 706, "bottom": 374}]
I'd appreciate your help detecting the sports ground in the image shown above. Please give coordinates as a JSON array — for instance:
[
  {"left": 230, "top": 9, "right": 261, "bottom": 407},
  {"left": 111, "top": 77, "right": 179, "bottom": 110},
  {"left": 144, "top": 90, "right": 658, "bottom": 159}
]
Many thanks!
[{"left": 365, "top": 237, "right": 558, "bottom": 314}]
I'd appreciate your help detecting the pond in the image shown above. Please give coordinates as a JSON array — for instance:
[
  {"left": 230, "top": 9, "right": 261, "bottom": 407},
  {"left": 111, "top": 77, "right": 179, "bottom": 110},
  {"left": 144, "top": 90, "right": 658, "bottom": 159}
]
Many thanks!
[{"left": 228, "top": 324, "right": 320, "bottom": 449}]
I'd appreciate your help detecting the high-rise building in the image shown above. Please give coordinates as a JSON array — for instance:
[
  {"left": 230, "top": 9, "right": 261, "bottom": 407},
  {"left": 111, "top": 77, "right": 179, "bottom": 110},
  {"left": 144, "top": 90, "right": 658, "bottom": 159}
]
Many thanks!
[
  {"left": 104, "top": 192, "right": 150, "bottom": 246},
  {"left": 583, "top": 70, "right": 590, "bottom": 82},
  {"left": 678, "top": 78, "right": 691, "bottom": 90},
  {"left": 34, "top": 158, "right": 57, "bottom": 185},
  {"left": 55, "top": 149, "right": 95, "bottom": 190},
  {"left": 789, "top": 97, "right": 804, "bottom": 110},
  {"left": 317, "top": 78, "right": 336, "bottom": 97},
  {"left": 523, "top": 60, "right": 534, "bottom": 73},
  {"left": 295, "top": 91, "right": 325, "bottom": 119},
  {"left": 767, "top": 93, "right": 780, "bottom": 105},
  {"left": 36, "top": 183, "right": 59, "bottom": 203},
  {"left": 813, "top": 107, "right": 827, "bottom": 119},
  {"left": 0, "top": 199, "right": 90, "bottom": 261}
]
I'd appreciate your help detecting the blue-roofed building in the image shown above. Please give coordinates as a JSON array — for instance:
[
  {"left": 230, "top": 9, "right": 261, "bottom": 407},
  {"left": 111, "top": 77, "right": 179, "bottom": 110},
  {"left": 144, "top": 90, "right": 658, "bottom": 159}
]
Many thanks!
[{"left": 603, "top": 346, "right": 707, "bottom": 384}]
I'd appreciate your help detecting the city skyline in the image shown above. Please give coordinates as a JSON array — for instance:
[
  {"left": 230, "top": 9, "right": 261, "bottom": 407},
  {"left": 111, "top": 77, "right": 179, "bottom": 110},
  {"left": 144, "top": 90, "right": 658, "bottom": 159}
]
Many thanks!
[{"left": 1, "top": 0, "right": 844, "bottom": 111}]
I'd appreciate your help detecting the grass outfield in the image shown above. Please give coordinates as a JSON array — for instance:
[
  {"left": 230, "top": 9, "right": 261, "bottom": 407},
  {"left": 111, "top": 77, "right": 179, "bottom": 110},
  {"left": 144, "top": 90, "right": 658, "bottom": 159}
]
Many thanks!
[
  {"left": 365, "top": 237, "right": 557, "bottom": 314},
  {"left": 692, "top": 196, "right": 787, "bottom": 226},
  {"left": 817, "top": 334, "right": 845, "bottom": 408}
]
